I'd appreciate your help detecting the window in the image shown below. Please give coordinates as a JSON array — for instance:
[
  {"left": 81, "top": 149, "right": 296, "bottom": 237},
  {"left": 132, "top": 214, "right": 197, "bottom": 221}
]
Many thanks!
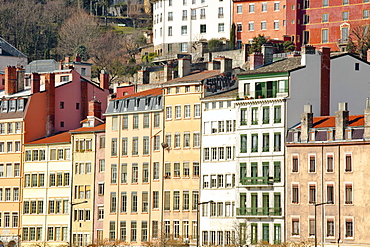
[
  {"left": 345, "top": 219, "right": 353, "bottom": 237},
  {"left": 364, "top": 9, "right": 369, "bottom": 19},
  {"left": 251, "top": 134, "right": 258, "bottom": 152},
  {"left": 274, "top": 2, "right": 280, "bottom": 10},
  {"left": 345, "top": 184, "right": 353, "bottom": 204},
  {"left": 194, "top": 104, "right": 200, "bottom": 117},
  {"left": 168, "top": 12, "right": 173, "bottom": 21},
  {"left": 274, "top": 106, "right": 281, "bottom": 123},
  {"left": 248, "top": 3, "right": 254, "bottom": 13},
  {"left": 263, "top": 133, "right": 269, "bottom": 152},
  {"left": 175, "top": 106, "right": 181, "bottom": 119},
  {"left": 132, "top": 164, "right": 138, "bottom": 183},
  {"left": 303, "top": 14, "right": 309, "bottom": 24},
  {"left": 132, "top": 192, "right": 138, "bottom": 212},
  {"left": 153, "top": 162, "right": 160, "bottom": 180},
  {"left": 292, "top": 184, "right": 299, "bottom": 203},
  {"left": 193, "top": 132, "right": 200, "bottom": 147},
  {"left": 193, "top": 162, "right": 200, "bottom": 176},
  {"left": 249, "top": 22, "right": 254, "bottom": 31},
  {"left": 122, "top": 116, "right": 128, "bottom": 130},
  {"left": 345, "top": 154, "right": 352, "bottom": 171},
  {"left": 143, "top": 137, "right": 149, "bottom": 155},
  {"left": 323, "top": 0, "right": 329, "bottom": 6},
  {"left": 240, "top": 135, "right": 247, "bottom": 153},
  {"left": 133, "top": 115, "right": 139, "bottom": 129},
  {"left": 182, "top": 10, "right": 188, "bottom": 21},
  {"left": 183, "top": 162, "right": 190, "bottom": 177},
  {"left": 237, "top": 4, "right": 242, "bottom": 13},
  {"left": 121, "top": 192, "right": 127, "bottom": 212},
  {"left": 309, "top": 184, "right": 316, "bottom": 204},
  {"left": 322, "top": 13, "right": 329, "bottom": 22},
  {"left": 342, "top": 11, "right": 349, "bottom": 21},
  {"left": 174, "top": 191, "right": 180, "bottom": 210},
  {"left": 164, "top": 191, "right": 171, "bottom": 210},
  {"left": 343, "top": 0, "right": 349, "bottom": 4},
  {"left": 292, "top": 219, "right": 300, "bottom": 235},
  {"left": 274, "top": 133, "right": 281, "bottom": 151},
  {"left": 109, "top": 222, "right": 115, "bottom": 241},
  {"left": 200, "top": 8, "right": 206, "bottom": 19},
  {"left": 122, "top": 138, "right": 128, "bottom": 156},
  {"left": 262, "top": 2, "right": 267, "bottom": 11},
  {"left": 175, "top": 133, "right": 180, "bottom": 148},
  {"left": 184, "top": 105, "right": 190, "bottom": 118},
  {"left": 111, "top": 138, "right": 117, "bottom": 156},
  {"left": 218, "top": 7, "right": 224, "bottom": 18},
  {"left": 327, "top": 184, "right": 334, "bottom": 203},
  {"left": 327, "top": 219, "right": 335, "bottom": 237},
  {"left": 274, "top": 21, "right": 280, "bottom": 30},
  {"left": 322, "top": 29, "right": 329, "bottom": 43},
  {"left": 237, "top": 23, "right": 242, "bottom": 32},
  {"left": 132, "top": 137, "right": 138, "bottom": 155},
  {"left": 111, "top": 164, "right": 117, "bottom": 184},
  {"left": 174, "top": 163, "right": 180, "bottom": 177},
  {"left": 218, "top": 23, "right": 225, "bottom": 32},
  {"left": 309, "top": 155, "right": 316, "bottom": 172},
  {"left": 153, "top": 191, "right": 159, "bottom": 209},
  {"left": 166, "top": 106, "right": 172, "bottom": 119}
]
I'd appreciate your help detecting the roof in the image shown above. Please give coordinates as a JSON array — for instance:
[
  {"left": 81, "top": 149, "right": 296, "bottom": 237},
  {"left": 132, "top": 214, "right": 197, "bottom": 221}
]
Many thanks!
[
  {"left": 70, "top": 123, "right": 106, "bottom": 133},
  {"left": 25, "top": 60, "right": 60, "bottom": 73},
  {"left": 162, "top": 70, "right": 221, "bottom": 86},
  {"left": 294, "top": 115, "right": 364, "bottom": 129},
  {"left": 239, "top": 56, "right": 303, "bottom": 76},
  {"left": 202, "top": 88, "right": 238, "bottom": 100},
  {"left": 0, "top": 38, "right": 27, "bottom": 58},
  {"left": 26, "top": 131, "right": 71, "bottom": 145},
  {"left": 114, "top": 87, "right": 162, "bottom": 100}
]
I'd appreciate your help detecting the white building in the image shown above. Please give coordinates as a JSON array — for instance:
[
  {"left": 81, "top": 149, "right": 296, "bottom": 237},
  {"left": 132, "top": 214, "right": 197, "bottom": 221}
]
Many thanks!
[
  {"left": 200, "top": 89, "right": 238, "bottom": 246},
  {"left": 22, "top": 132, "right": 72, "bottom": 246},
  {"left": 152, "top": 0, "right": 233, "bottom": 56},
  {"left": 235, "top": 46, "right": 370, "bottom": 244}
]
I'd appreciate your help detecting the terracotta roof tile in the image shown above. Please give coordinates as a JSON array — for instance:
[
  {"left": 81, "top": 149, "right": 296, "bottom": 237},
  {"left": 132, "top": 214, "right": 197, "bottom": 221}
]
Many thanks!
[
  {"left": 70, "top": 123, "right": 106, "bottom": 133},
  {"left": 239, "top": 57, "right": 303, "bottom": 75},
  {"left": 26, "top": 131, "right": 71, "bottom": 145},
  {"left": 162, "top": 70, "right": 221, "bottom": 85},
  {"left": 296, "top": 115, "right": 364, "bottom": 129},
  {"left": 114, "top": 88, "right": 162, "bottom": 100}
]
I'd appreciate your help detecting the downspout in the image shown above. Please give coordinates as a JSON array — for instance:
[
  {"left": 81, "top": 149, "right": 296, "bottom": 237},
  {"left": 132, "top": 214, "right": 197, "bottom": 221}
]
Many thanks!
[
  {"left": 321, "top": 145, "right": 325, "bottom": 247},
  {"left": 160, "top": 87, "right": 166, "bottom": 236},
  {"left": 115, "top": 115, "right": 122, "bottom": 239},
  {"left": 148, "top": 109, "right": 153, "bottom": 239},
  {"left": 337, "top": 145, "right": 341, "bottom": 246}
]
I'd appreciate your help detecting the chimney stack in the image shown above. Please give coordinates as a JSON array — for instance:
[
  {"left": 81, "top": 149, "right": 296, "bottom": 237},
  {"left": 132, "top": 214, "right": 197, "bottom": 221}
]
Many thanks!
[
  {"left": 65, "top": 56, "right": 70, "bottom": 63},
  {"left": 364, "top": 98, "right": 370, "bottom": 140},
  {"left": 216, "top": 57, "right": 232, "bottom": 73},
  {"left": 31, "top": 73, "right": 40, "bottom": 94},
  {"left": 208, "top": 61, "right": 220, "bottom": 71},
  {"left": 5, "top": 66, "right": 17, "bottom": 95},
  {"left": 320, "top": 47, "right": 331, "bottom": 116},
  {"left": 45, "top": 73, "right": 56, "bottom": 136},
  {"left": 249, "top": 52, "right": 263, "bottom": 70},
  {"left": 16, "top": 67, "right": 25, "bottom": 93},
  {"left": 300, "top": 104, "right": 313, "bottom": 142},
  {"left": 88, "top": 99, "right": 102, "bottom": 120},
  {"left": 59, "top": 60, "right": 64, "bottom": 70},
  {"left": 75, "top": 53, "right": 81, "bottom": 62},
  {"left": 164, "top": 64, "right": 174, "bottom": 82},
  {"left": 178, "top": 58, "right": 191, "bottom": 78},
  {"left": 335, "top": 102, "right": 349, "bottom": 141},
  {"left": 301, "top": 45, "right": 316, "bottom": 66},
  {"left": 99, "top": 70, "right": 110, "bottom": 90},
  {"left": 262, "top": 44, "right": 273, "bottom": 65}
]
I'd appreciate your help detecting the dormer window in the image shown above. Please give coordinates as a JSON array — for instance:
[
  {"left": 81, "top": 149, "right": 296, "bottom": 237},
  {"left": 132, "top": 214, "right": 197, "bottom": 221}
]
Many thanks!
[
  {"left": 156, "top": 96, "right": 162, "bottom": 105},
  {"left": 113, "top": 101, "right": 119, "bottom": 110},
  {"left": 124, "top": 100, "right": 129, "bottom": 108},
  {"left": 9, "top": 100, "right": 16, "bottom": 112},
  {"left": 145, "top": 97, "right": 151, "bottom": 106},
  {"left": 1, "top": 100, "right": 8, "bottom": 113},
  {"left": 81, "top": 68, "right": 86, "bottom": 76},
  {"left": 61, "top": 76, "right": 69, "bottom": 82},
  {"left": 17, "top": 99, "right": 24, "bottom": 111},
  {"left": 135, "top": 99, "right": 140, "bottom": 107}
]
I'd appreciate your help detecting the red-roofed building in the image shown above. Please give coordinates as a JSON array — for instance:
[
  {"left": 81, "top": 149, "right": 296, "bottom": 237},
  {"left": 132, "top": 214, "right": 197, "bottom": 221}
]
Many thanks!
[{"left": 285, "top": 102, "right": 370, "bottom": 244}]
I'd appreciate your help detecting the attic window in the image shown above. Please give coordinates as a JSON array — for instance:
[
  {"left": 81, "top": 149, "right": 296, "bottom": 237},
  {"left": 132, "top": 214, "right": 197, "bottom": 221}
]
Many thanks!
[
  {"left": 156, "top": 96, "right": 162, "bottom": 105},
  {"left": 355, "top": 63, "right": 359, "bottom": 71},
  {"left": 1, "top": 100, "right": 8, "bottom": 113},
  {"left": 17, "top": 99, "right": 24, "bottom": 111},
  {"left": 9, "top": 100, "right": 16, "bottom": 112},
  {"left": 124, "top": 100, "right": 129, "bottom": 108},
  {"left": 145, "top": 98, "right": 151, "bottom": 106},
  {"left": 113, "top": 101, "right": 119, "bottom": 109},
  {"left": 135, "top": 99, "right": 140, "bottom": 107}
]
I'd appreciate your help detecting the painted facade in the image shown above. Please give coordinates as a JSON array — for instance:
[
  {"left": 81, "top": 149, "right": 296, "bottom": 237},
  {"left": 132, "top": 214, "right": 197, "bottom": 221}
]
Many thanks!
[
  {"left": 152, "top": 0, "right": 233, "bottom": 56},
  {"left": 22, "top": 132, "right": 72, "bottom": 247},
  {"left": 285, "top": 103, "right": 370, "bottom": 246},
  {"left": 200, "top": 89, "right": 238, "bottom": 246}
]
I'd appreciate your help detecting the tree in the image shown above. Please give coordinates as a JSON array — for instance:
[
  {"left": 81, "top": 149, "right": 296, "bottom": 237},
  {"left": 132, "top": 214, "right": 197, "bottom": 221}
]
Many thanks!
[
  {"left": 57, "top": 9, "right": 100, "bottom": 57},
  {"left": 229, "top": 23, "right": 236, "bottom": 50},
  {"left": 347, "top": 24, "right": 370, "bottom": 59},
  {"left": 208, "top": 39, "right": 224, "bottom": 52},
  {"left": 249, "top": 34, "right": 269, "bottom": 53},
  {"left": 283, "top": 40, "right": 296, "bottom": 52},
  {"left": 121, "top": 30, "right": 147, "bottom": 58}
]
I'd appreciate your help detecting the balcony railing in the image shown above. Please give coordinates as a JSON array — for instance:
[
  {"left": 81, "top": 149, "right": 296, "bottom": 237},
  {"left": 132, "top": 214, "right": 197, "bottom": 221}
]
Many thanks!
[
  {"left": 240, "top": 176, "right": 274, "bottom": 186},
  {"left": 237, "top": 207, "right": 282, "bottom": 216}
]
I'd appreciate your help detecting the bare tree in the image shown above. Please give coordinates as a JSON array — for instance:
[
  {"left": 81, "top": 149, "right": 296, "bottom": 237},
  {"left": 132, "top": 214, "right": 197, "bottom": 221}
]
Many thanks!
[{"left": 347, "top": 24, "right": 370, "bottom": 59}]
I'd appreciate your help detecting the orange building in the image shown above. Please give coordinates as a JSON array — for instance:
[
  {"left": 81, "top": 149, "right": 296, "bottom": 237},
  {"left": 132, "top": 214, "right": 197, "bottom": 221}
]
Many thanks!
[{"left": 233, "top": 0, "right": 288, "bottom": 47}]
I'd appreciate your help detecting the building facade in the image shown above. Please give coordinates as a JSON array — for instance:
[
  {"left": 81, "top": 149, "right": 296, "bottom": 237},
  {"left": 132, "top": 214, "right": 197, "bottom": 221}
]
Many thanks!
[{"left": 152, "top": 0, "right": 233, "bottom": 56}]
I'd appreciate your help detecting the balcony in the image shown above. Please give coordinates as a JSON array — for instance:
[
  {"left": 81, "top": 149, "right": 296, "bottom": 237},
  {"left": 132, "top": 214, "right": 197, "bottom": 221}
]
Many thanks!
[
  {"left": 237, "top": 207, "right": 282, "bottom": 216},
  {"left": 240, "top": 176, "right": 274, "bottom": 186}
]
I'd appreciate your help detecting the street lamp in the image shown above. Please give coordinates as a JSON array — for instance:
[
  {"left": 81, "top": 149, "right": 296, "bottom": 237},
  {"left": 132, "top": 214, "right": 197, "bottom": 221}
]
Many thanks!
[
  {"left": 197, "top": 200, "right": 214, "bottom": 247},
  {"left": 314, "top": 201, "right": 333, "bottom": 247},
  {"left": 69, "top": 200, "right": 88, "bottom": 247}
]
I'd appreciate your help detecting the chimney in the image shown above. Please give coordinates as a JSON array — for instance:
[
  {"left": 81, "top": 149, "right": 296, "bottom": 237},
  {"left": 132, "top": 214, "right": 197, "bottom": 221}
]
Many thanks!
[
  {"left": 300, "top": 104, "right": 313, "bottom": 142},
  {"left": 164, "top": 64, "right": 174, "bottom": 82},
  {"left": 364, "top": 98, "right": 370, "bottom": 140},
  {"left": 31, "top": 73, "right": 40, "bottom": 94},
  {"left": 65, "top": 56, "right": 70, "bottom": 63},
  {"left": 208, "top": 61, "right": 220, "bottom": 70},
  {"left": 367, "top": 49, "right": 370, "bottom": 63},
  {"left": 320, "top": 47, "right": 331, "bottom": 116},
  {"left": 75, "top": 53, "right": 81, "bottom": 62},
  {"left": 99, "top": 70, "right": 110, "bottom": 90},
  {"left": 88, "top": 99, "right": 102, "bottom": 119},
  {"left": 138, "top": 69, "right": 150, "bottom": 84},
  {"left": 261, "top": 44, "right": 273, "bottom": 65},
  {"left": 45, "top": 73, "right": 56, "bottom": 136},
  {"left": 216, "top": 57, "right": 232, "bottom": 73},
  {"left": 59, "top": 60, "right": 63, "bottom": 70},
  {"left": 249, "top": 52, "right": 263, "bottom": 70},
  {"left": 335, "top": 102, "right": 349, "bottom": 141},
  {"left": 288, "top": 52, "right": 301, "bottom": 58},
  {"left": 16, "top": 67, "right": 25, "bottom": 93},
  {"left": 178, "top": 58, "right": 191, "bottom": 78},
  {"left": 5, "top": 66, "right": 17, "bottom": 95},
  {"left": 300, "top": 45, "right": 316, "bottom": 66}
]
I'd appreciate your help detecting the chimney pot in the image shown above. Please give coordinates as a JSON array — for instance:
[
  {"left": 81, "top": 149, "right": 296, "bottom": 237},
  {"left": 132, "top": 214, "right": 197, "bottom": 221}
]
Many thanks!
[
  {"left": 335, "top": 102, "right": 349, "bottom": 140},
  {"left": 99, "top": 71, "right": 110, "bottom": 90},
  {"left": 300, "top": 104, "right": 313, "bottom": 142},
  {"left": 178, "top": 57, "right": 191, "bottom": 78}
]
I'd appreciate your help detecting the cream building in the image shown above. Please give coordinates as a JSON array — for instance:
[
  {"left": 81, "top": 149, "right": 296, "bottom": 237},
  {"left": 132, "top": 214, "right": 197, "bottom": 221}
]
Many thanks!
[
  {"left": 104, "top": 88, "right": 164, "bottom": 245},
  {"left": 22, "top": 132, "right": 72, "bottom": 247}
]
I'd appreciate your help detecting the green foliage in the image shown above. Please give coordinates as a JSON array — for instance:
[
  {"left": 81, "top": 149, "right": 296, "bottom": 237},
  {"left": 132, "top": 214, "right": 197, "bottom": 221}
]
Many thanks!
[
  {"left": 74, "top": 45, "right": 89, "bottom": 61},
  {"left": 249, "top": 34, "right": 269, "bottom": 53},
  {"left": 142, "top": 53, "right": 158, "bottom": 64},
  {"left": 283, "top": 40, "right": 296, "bottom": 52},
  {"left": 208, "top": 38, "right": 224, "bottom": 52},
  {"left": 229, "top": 23, "right": 236, "bottom": 50}
]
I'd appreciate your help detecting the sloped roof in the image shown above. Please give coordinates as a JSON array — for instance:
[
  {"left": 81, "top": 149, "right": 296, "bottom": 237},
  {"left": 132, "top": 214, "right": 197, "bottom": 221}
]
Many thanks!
[
  {"left": 202, "top": 88, "right": 238, "bottom": 100},
  {"left": 294, "top": 115, "right": 364, "bottom": 129},
  {"left": 26, "top": 131, "right": 71, "bottom": 145},
  {"left": 239, "top": 56, "right": 303, "bottom": 75},
  {"left": 70, "top": 123, "right": 106, "bottom": 133},
  {"left": 25, "top": 60, "right": 60, "bottom": 73},
  {"left": 163, "top": 70, "right": 221, "bottom": 85},
  {"left": 0, "top": 38, "right": 27, "bottom": 58},
  {"left": 114, "top": 87, "right": 162, "bottom": 100}
]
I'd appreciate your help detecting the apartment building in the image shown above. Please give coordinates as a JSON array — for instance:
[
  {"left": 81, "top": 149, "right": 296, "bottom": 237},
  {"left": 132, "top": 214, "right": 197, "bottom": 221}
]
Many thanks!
[
  {"left": 104, "top": 88, "right": 164, "bottom": 245},
  {"left": 0, "top": 63, "right": 109, "bottom": 246},
  {"left": 233, "top": 0, "right": 288, "bottom": 48},
  {"left": 200, "top": 89, "right": 238, "bottom": 246},
  {"left": 22, "top": 132, "right": 72, "bottom": 247},
  {"left": 286, "top": 0, "right": 370, "bottom": 51},
  {"left": 152, "top": 0, "right": 233, "bottom": 56},
  {"left": 0, "top": 38, "right": 27, "bottom": 73},
  {"left": 70, "top": 101, "right": 106, "bottom": 247},
  {"left": 285, "top": 103, "right": 370, "bottom": 246}
]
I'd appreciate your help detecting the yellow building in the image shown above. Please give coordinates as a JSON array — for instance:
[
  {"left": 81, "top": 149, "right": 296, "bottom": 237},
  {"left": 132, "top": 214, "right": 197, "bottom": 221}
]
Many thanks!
[
  {"left": 22, "top": 132, "right": 72, "bottom": 247},
  {"left": 104, "top": 88, "right": 164, "bottom": 245}
]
